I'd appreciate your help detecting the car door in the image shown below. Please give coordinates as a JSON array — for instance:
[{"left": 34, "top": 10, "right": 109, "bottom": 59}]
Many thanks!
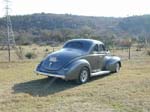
[
  {"left": 85, "top": 44, "right": 100, "bottom": 73},
  {"left": 97, "top": 44, "right": 107, "bottom": 70}
]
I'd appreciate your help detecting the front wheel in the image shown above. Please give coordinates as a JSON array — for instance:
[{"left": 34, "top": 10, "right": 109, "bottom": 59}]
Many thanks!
[
  {"left": 47, "top": 76, "right": 53, "bottom": 79},
  {"left": 77, "top": 67, "right": 89, "bottom": 84},
  {"left": 115, "top": 63, "right": 120, "bottom": 73}
]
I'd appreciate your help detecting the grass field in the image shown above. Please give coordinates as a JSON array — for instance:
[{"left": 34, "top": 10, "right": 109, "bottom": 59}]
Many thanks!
[{"left": 0, "top": 46, "right": 150, "bottom": 112}]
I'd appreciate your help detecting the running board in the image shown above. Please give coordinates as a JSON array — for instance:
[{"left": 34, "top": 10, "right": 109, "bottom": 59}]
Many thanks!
[{"left": 91, "top": 71, "right": 110, "bottom": 77}]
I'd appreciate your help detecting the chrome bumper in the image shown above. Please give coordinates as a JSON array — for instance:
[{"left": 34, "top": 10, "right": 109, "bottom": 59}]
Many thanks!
[{"left": 34, "top": 70, "right": 66, "bottom": 79}]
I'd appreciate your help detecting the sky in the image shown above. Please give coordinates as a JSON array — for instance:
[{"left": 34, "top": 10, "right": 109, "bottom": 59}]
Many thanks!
[{"left": 0, "top": 0, "right": 150, "bottom": 17}]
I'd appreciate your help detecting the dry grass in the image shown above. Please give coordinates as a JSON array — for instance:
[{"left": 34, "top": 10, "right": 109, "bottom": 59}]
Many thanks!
[
  {"left": 0, "top": 46, "right": 150, "bottom": 112},
  {"left": 0, "top": 45, "right": 61, "bottom": 62}
]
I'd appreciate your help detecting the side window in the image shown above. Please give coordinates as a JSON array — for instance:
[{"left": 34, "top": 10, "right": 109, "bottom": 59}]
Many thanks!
[
  {"left": 93, "top": 44, "right": 99, "bottom": 53},
  {"left": 99, "top": 44, "right": 106, "bottom": 52},
  {"left": 102, "top": 45, "right": 106, "bottom": 51}
]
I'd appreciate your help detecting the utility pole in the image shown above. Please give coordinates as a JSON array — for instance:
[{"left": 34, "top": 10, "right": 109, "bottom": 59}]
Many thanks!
[
  {"left": 4, "top": 0, "right": 16, "bottom": 62},
  {"left": 6, "top": 0, "right": 10, "bottom": 62}
]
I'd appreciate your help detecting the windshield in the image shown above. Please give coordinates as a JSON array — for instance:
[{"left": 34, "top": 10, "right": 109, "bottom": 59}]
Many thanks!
[{"left": 63, "top": 40, "right": 92, "bottom": 52}]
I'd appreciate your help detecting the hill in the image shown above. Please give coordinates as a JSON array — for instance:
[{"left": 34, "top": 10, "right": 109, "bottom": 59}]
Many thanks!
[{"left": 0, "top": 13, "right": 150, "bottom": 45}]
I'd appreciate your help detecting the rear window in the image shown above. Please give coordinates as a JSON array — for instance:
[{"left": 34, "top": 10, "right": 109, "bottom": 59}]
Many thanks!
[
  {"left": 64, "top": 42, "right": 83, "bottom": 49},
  {"left": 63, "top": 40, "right": 92, "bottom": 52}
]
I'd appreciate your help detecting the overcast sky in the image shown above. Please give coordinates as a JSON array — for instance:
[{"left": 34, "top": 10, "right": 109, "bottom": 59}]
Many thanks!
[{"left": 0, "top": 0, "right": 150, "bottom": 17}]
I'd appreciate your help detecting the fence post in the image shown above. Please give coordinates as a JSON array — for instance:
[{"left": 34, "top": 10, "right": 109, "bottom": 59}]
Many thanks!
[{"left": 128, "top": 47, "right": 131, "bottom": 59}]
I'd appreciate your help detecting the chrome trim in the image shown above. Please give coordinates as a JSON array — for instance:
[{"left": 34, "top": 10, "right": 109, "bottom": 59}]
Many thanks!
[
  {"left": 34, "top": 70, "right": 66, "bottom": 79},
  {"left": 91, "top": 71, "right": 110, "bottom": 77}
]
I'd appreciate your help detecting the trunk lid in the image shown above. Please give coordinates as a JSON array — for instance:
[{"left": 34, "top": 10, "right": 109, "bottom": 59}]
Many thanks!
[{"left": 42, "top": 48, "right": 83, "bottom": 71}]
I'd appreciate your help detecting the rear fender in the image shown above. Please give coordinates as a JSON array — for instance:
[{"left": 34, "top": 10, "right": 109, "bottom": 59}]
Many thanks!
[{"left": 64, "top": 59, "right": 91, "bottom": 80}]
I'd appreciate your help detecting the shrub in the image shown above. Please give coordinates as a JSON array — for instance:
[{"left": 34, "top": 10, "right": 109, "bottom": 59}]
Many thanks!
[
  {"left": 45, "top": 48, "right": 49, "bottom": 52},
  {"left": 15, "top": 46, "right": 24, "bottom": 60},
  {"left": 25, "top": 52, "right": 37, "bottom": 59},
  {"left": 147, "top": 50, "right": 150, "bottom": 56}
]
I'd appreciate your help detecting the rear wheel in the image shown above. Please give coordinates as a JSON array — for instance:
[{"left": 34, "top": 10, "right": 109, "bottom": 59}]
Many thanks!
[{"left": 77, "top": 67, "right": 89, "bottom": 84}]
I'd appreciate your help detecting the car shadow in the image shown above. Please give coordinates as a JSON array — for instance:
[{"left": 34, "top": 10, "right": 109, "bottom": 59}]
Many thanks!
[
  {"left": 12, "top": 77, "right": 78, "bottom": 97},
  {"left": 12, "top": 73, "right": 113, "bottom": 97}
]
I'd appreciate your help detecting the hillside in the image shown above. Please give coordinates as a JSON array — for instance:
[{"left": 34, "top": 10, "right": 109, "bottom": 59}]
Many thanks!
[{"left": 0, "top": 13, "right": 150, "bottom": 45}]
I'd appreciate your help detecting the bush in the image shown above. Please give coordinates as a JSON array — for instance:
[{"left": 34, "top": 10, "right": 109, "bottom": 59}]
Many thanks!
[
  {"left": 25, "top": 52, "right": 37, "bottom": 59},
  {"left": 147, "top": 50, "right": 150, "bottom": 56},
  {"left": 45, "top": 48, "right": 49, "bottom": 52},
  {"left": 15, "top": 46, "right": 24, "bottom": 60}
]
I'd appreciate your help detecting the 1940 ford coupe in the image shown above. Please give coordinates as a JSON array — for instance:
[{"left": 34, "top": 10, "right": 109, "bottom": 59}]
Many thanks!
[{"left": 35, "top": 39, "right": 121, "bottom": 84}]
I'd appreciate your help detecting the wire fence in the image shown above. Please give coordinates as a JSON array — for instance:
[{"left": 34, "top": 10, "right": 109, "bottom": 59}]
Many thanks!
[{"left": 0, "top": 45, "right": 149, "bottom": 62}]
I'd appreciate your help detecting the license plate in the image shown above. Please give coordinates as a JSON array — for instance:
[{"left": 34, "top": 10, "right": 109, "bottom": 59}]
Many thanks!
[{"left": 49, "top": 57, "right": 57, "bottom": 62}]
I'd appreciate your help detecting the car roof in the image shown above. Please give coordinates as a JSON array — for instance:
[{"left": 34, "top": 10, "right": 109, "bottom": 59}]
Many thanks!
[{"left": 66, "top": 39, "right": 104, "bottom": 45}]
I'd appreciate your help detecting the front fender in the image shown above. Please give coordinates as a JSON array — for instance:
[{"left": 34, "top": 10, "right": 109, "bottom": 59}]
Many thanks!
[
  {"left": 104, "top": 56, "right": 121, "bottom": 72},
  {"left": 64, "top": 59, "right": 91, "bottom": 80}
]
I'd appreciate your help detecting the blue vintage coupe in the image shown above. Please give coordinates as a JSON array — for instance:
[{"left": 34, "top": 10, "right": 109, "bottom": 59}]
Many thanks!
[{"left": 35, "top": 39, "right": 121, "bottom": 84}]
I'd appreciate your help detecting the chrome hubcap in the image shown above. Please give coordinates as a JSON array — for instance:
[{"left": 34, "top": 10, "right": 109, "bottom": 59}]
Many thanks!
[
  {"left": 116, "top": 63, "right": 120, "bottom": 72},
  {"left": 80, "top": 70, "right": 88, "bottom": 83}
]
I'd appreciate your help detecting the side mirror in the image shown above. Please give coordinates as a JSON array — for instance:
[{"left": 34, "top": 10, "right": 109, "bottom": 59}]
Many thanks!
[{"left": 106, "top": 50, "right": 110, "bottom": 54}]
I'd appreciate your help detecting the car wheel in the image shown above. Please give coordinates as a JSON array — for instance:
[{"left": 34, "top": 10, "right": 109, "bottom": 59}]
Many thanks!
[
  {"left": 47, "top": 76, "right": 53, "bottom": 79},
  {"left": 77, "top": 67, "right": 89, "bottom": 84},
  {"left": 115, "top": 63, "right": 120, "bottom": 73}
]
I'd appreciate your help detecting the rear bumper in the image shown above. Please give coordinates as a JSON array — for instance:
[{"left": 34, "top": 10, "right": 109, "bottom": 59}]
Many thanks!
[{"left": 34, "top": 70, "right": 66, "bottom": 79}]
